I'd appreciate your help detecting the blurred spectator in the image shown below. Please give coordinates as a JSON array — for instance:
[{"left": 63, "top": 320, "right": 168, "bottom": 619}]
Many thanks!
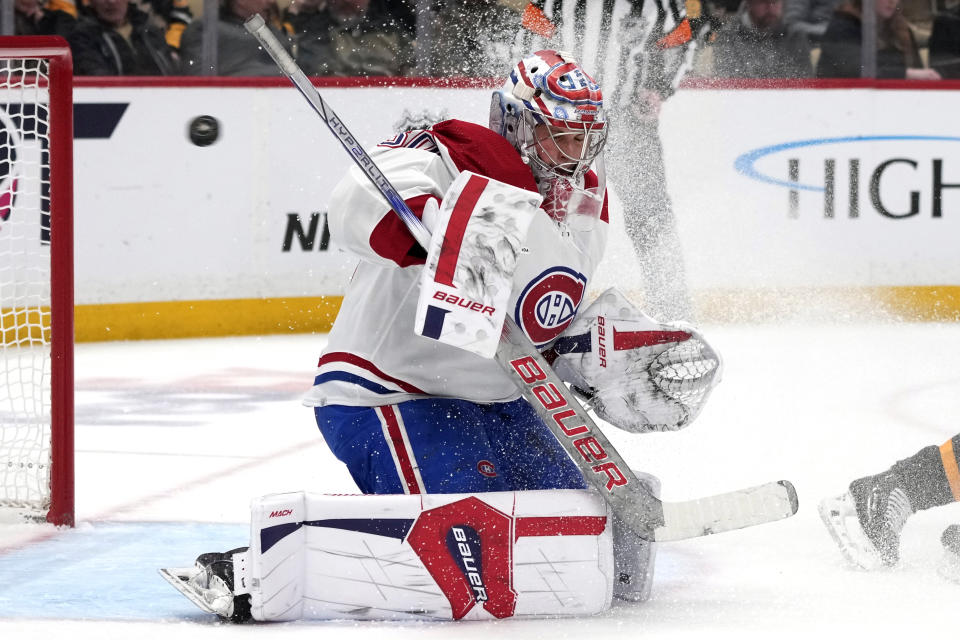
[
  {"left": 285, "top": 0, "right": 335, "bottom": 75},
  {"left": 430, "top": 0, "right": 516, "bottom": 76},
  {"left": 325, "top": 0, "right": 414, "bottom": 76},
  {"left": 687, "top": 0, "right": 730, "bottom": 79},
  {"left": 180, "top": 0, "right": 293, "bottom": 76},
  {"left": 48, "top": 0, "right": 76, "bottom": 16},
  {"left": 140, "top": 0, "right": 194, "bottom": 50},
  {"left": 69, "top": 0, "right": 178, "bottom": 74},
  {"left": 900, "top": 0, "right": 933, "bottom": 45},
  {"left": 71, "top": 0, "right": 190, "bottom": 48},
  {"left": 929, "top": 1, "right": 960, "bottom": 77},
  {"left": 15, "top": 0, "right": 76, "bottom": 36},
  {"left": 711, "top": 0, "right": 812, "bottom": 76},
  {"left": 816, "top": 0, "right": 941, "bottom": 78},
  {"left": 783, "top": 0, "right": 840, "bottom": 41}
]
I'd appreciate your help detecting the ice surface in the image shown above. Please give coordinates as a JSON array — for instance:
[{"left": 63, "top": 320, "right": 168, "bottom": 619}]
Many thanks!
[{"left": 1, "top": 326, "right": 958, "bottom": 638}]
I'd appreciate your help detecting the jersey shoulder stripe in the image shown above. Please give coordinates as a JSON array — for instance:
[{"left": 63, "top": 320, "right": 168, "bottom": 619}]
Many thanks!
[{"left": 378, "top": 129, "right": 440, "bottom": 154}]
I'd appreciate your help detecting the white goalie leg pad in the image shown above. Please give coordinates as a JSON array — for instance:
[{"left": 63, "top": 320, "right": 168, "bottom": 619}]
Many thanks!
[
  {"left": 241, "top": 492, "right": 307, "bottom": 620},
  {"left": 415, "top": 170, "right": 543, "bottom": 359},
  {"left": 245, "top": 489, "right": 615, "bottom": 621}
]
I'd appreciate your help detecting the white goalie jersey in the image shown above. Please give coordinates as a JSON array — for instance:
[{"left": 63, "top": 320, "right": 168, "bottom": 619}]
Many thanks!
[{"left": 304, "top": 120, "right": 608, "bottom": 409}]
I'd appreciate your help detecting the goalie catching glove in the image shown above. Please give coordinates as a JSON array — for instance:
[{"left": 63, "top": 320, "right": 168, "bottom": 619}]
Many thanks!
[{"left": 548, "top": 288, "right": 722, "bottom": 433}]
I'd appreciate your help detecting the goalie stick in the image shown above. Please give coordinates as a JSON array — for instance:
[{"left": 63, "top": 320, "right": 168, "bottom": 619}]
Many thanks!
[{"left": 242, "top": 15, "right": 798, "bottom": 541}]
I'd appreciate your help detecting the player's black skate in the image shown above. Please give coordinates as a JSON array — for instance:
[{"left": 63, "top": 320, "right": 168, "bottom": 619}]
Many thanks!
[
  {"left": 943, "top": 524, "right": 960, "bottom": 554},
  {"left": 849, "top": 472, "right": 914, "bottom": 565},
  {"left": 159, "top": 546, "right": 252, "bottom": 622},
  {"left": 939, "top": 524, "right": 960, "bottom": 583},
  {"left": 819, "top": 470, "right": 913, "bottom": 569}
]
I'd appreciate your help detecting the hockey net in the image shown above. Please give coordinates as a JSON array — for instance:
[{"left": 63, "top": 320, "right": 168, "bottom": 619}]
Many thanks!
[{"left": 0, "top": 39, "right": 74, "bottom": 526}]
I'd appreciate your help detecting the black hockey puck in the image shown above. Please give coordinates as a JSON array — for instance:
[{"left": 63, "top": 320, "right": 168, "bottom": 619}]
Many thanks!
[{"left": 189, "top": 115, "right": 220, "bottom": 146}]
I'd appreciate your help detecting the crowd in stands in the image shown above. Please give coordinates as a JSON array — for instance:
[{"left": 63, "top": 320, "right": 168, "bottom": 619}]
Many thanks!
[
  {"left": 13, "top": 0, "right": 414, "bottom": 76},
  {"left": 10, "top": 0, "right": 960, "bottom": 79},
  {"left": 695, "top": 0, "right": 959, "bottom": 78}
]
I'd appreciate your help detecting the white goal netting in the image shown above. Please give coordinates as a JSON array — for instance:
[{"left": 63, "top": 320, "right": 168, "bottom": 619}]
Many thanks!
[{"left": 0, "top": 58, "right": 57, "bottom": 520}]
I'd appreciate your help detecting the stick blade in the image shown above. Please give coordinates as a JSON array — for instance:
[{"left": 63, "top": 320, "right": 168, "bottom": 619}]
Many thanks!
[{"left": 654, "top": 480, "right": 799, "bottom": 542}]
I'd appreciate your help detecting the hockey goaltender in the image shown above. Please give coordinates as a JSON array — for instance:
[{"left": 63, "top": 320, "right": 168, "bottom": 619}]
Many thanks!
[{"left": 160, "top": 37, "right": 797, "bottom": 623}]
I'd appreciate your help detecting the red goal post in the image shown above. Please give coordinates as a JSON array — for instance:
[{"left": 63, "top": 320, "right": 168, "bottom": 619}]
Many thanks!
[{"left": 0, "top": 37, "right": 74, "bottom": 527}]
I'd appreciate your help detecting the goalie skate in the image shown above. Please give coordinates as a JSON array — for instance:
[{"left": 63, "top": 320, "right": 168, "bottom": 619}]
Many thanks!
[
  {"left": 818, "top": 491, "right": 885, "bottom": 570},
  {"left": 159, "top": 548, "right": 252, "bottom": 622},
  {"left": 160, "top": 567, "right": 229, "bottom": 617}
]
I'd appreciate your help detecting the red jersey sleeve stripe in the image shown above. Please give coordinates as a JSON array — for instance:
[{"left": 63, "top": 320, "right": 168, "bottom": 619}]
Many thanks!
[{"left": 368, "top": 194, "right": 433, "bottom": 267}]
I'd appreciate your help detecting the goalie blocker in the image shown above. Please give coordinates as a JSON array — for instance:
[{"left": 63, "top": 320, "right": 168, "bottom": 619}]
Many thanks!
[{"left": 162, "top": 487, "right": 662, "bottom": 622}]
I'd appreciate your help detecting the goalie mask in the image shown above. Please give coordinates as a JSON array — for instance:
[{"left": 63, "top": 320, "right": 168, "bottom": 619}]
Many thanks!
[{"left": 490, "top": 50, "right": 607, "bottom": 229}]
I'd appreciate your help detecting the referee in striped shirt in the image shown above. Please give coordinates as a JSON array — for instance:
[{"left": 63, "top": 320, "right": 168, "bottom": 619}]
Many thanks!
[{"left": 511, "top": 0, "right": 709, "bottom": 321}]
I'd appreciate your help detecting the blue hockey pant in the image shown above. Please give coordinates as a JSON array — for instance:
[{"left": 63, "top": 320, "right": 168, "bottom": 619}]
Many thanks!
[{"left": 314, "top": 396, "right": 587, "bottom": 494}]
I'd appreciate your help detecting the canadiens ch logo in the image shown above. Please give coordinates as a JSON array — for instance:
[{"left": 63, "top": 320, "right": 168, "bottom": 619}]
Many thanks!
[
  {"left": 515, "top": 267, "right": 587, "bottom": 347},
  {"left": 477, "top": 460, "right": 497, "bottom": 477}
]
